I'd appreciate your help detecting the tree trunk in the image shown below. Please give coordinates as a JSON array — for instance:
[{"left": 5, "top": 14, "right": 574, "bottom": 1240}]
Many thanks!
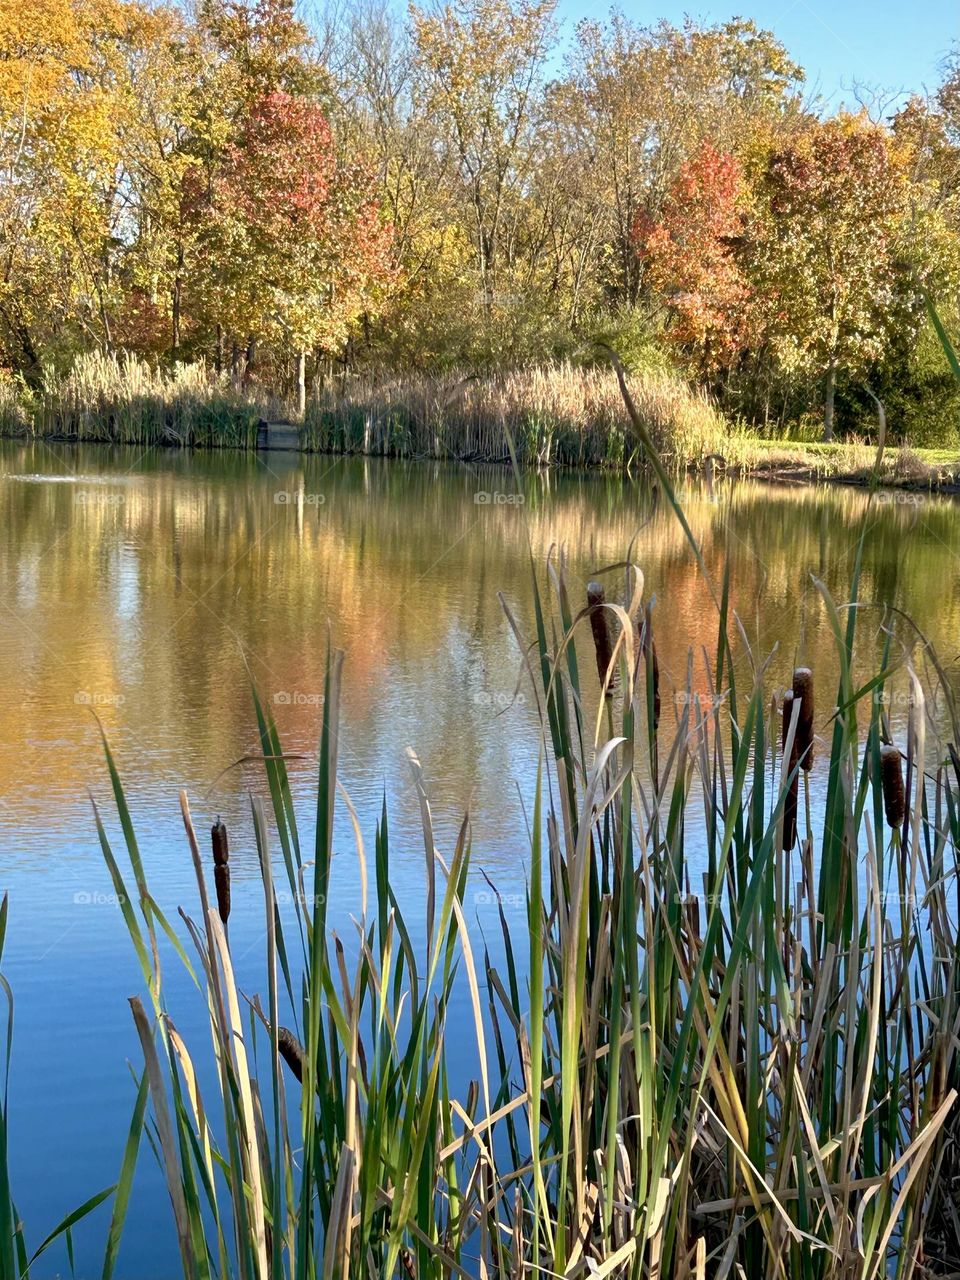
[
  {"left": 823, "top": 361, "right": 837, "bottom": 443},
  {"left": 171, "top": 278, "right": 181, "bottom": 356},
  {"left": 172, "top": 237, "right": 185, "bottom": 356},
  {"left": 296, "top": 350, "right": 306, "bottom": 419},
  {"left": 242, "top": 336, "right": 256, "bottom": 389}
]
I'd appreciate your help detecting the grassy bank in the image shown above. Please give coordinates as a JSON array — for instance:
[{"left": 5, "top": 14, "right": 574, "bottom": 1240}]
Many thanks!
[
  {"left": 725, "top": 434, "right": 960, "bottom": 490},
  {"left": 4, "top": 408, "right": 960, "bottom": 1276}
]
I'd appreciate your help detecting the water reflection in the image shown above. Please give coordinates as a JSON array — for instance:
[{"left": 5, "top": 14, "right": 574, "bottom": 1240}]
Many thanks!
[{"left": 1, "top": 443, "right": 959, "bottom": 1275}]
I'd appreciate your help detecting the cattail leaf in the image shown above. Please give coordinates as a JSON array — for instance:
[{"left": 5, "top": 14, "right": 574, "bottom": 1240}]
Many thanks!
[{"left": 101, "top": 1072, "right": 149, "bottom": 1280}]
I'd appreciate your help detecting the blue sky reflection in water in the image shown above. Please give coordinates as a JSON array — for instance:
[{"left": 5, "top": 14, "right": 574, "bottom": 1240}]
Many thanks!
[{"left": 1, "top": 442, "right": 960, "bottom": 1275}]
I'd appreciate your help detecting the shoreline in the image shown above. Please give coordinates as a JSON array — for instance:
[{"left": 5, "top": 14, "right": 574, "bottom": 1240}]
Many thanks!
[{"left": 4, "top": 427, "right": 960, "bottom": 498}]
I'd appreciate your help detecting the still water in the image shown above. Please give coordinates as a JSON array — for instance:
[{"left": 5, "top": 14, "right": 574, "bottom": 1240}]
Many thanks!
[{"left": 2, "top": 441, "right": 959, "bottom": 1277}]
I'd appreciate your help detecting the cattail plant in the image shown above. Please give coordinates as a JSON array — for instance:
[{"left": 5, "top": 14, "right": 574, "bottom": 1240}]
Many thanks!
[
  {"left": 782, "top": 691, "right": 799, "bottom": 851},
  {"left": 792, "top": 666, "right": 814, "bottom": 769},
  {"left": 881, "top": 743, "right": 906, "bottom": 828},
  {"left": 212, "top": 817, "right": 230, "bottom": 924},
  {"left": 91, "top": 366, "right": 960, "bottom": 1280},
  {"left": 98, "top": 554, "right": 960, "bottom": 1280},
  {"left": 587, "top": 582, "right": 615, "bottom": 696}
]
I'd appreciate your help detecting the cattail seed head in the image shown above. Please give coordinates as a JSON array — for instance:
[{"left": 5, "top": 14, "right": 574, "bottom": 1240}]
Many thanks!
[
  {"left": 278, "top": 1026, "right": 305, "bottom": 1083},
  {"left": 640, "top": 603, "right": 661, "bottom": 729},
  {"left": 587, "top": 582, "right": 615, "bottom": 696},
  {"left": 214, "top": 863, "right": 231, "bottom": 924},
  {"left": 211, "top": 818, "right": 229, "bottom": 867},
  {"left": 792, "top": 668, "right": 814, "bottom": 770},
  {"left": 880, "top": 744, "right": 905, "bottom": 829},
  {"left": 781, "top": 691, "right": 799, "bottom": 851}
]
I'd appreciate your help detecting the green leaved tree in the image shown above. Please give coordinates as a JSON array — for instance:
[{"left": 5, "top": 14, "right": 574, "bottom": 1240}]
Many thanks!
[{"left": 748, "top": 113, "right": 908, "bottom": 440}]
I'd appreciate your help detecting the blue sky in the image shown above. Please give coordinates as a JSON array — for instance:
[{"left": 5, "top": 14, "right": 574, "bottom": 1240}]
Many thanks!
[{"left": 553, "top": 0, "right": 958, "bottom": 109}]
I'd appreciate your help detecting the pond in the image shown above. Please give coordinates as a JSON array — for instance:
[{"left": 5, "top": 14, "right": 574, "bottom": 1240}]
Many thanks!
[{"left": 2, "top": 440, "right": 959, "bottom": 1277}]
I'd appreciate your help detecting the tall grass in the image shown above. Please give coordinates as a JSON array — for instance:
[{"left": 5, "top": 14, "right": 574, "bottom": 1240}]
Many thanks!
[
  {"left": 1, "top": 353, "right": 264, "bottom": 448},
  {"left": 303, "top": 362, "right": 729, "bottom": 468},
  {"left": 0, "top": 379, "right": 31, "bottom": 436},
  {"left": 0, "top": 355, "right": 728, "bottom": 466},
  {"left": 85, "top": 392, "right": 960, "bottom": 1277}
]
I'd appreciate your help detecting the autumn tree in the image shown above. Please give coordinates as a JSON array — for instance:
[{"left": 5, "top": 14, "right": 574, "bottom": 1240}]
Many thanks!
[
  {"left": 4, "top": 0, "right": 959, "bottom": 443},
  {"left": 748, "top": 114, "right": 908, "bottom": 440},
  {"left": 556, "top": 16, "right": 804, "bottom": 304},
  {"left": 0, "top": 0, "right": 140, "bottom": 373},
  {"left": 320, "top": 0, "right": 473, "bottom": 368},
  {"left": 208, "top": 90, "right": 393, "bottom": 412},
  {"left": 635, "top": 140, "right": 750, "bottom": 375},
  {"left": 410, "top": 0, "right": 556, "bottom": 315}
]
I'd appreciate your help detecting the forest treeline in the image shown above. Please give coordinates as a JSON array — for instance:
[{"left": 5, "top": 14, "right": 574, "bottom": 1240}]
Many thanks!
[{"left": 2, "top": 0, "right": 960, "bottom": 442}]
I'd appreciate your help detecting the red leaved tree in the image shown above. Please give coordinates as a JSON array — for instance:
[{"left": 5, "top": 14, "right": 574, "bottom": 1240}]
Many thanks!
[
  {"left": 206, "top": 90, "right": 394, "bottom": 408},
  {"left": 634, "top": 140, "right": 751, "bottom": 376}
]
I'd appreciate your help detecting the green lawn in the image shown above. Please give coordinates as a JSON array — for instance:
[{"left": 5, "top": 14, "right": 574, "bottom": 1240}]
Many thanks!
[{"left": 721, "top": 433, "right": 960, "bottom": 486}]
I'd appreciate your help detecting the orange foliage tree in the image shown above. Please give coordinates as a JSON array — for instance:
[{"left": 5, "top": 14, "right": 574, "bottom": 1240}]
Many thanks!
[
  {"left": 633, "top": 140, "right": 751, "bottom": 377},
  {"left": 199, "top": 90, "right": 394, "bottom": 406}
]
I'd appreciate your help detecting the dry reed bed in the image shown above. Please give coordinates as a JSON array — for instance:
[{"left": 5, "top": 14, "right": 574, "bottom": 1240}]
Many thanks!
[
  {"left": 304, "top": 363, "right": 729, "bottom": 467},
  {"left": 4, "top": 355, "right": 959, "bottom": 492},
  {"left": 0, "top": 353, "right": 264, "bottom": 447},
  {"left": 0, "top": 356, "right": 728, "bottom": 466}
]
